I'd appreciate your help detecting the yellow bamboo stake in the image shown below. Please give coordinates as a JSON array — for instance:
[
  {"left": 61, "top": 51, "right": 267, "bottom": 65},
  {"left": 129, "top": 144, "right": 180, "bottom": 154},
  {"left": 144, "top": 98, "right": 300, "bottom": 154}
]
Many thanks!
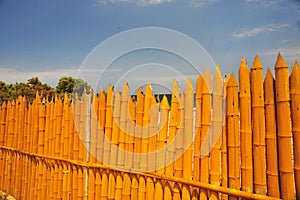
[
  {"left": 264, "top": 68, "right": 280, "bottom": 198},
  {"left": 238, "top": 57, "right": 253, "bottom": 193},
  {"left": 154, "top": 180, "right": 163, "bottom": 200},
  {"left": 90, "top": 93, "right": 98, "bottom": 164},
  {"left": 274, "top": 53, "right": 295, "bottom": 199},
  {"left": 95, "top": 169, "right": 101, "bottom": 198},
  {"left": 115, "top": 174, "right": 123, "bottom": 200},
  {"left": 146, "top": 177, "right": 155, "bottom": 200},
  {"left": 183, "top": 77, "right": 194, "bottom": 180},
  {"left": 97, "top": 89, "right": 106, "bottom": 163},
  {"left": 210, "top": 66, "right": 223, "bottom": 200},
  {"left": 251, "top": 55, "right": 267, "bottom": 195},
  {"left": 174, "top": 93, "right": 184, "bottom": 178},
  {"left": 166, "top": 79, "right": 179, "bottom": 177},
  {"left": 118, "top": 82, "right": 129, "bottom": 168},
  {"left": 125, "top": 97, "right": 135, "bottom": 170},
  {"left": 164, "top": 182, "right": 172, "bottom": 200},
  {"left": 107, "top": 172, "right": 115, "bottom": 200},
  {"left": 134, "top": 87, "right": 144, "bottom": 170},
  {"left": 227, "top": 74, "right": 240, "bottom": 194},
  {"left": 173, "top": 183, "right": 181, "bottom": 200},
  {"left": 194, "top": 74, "right": 203, "bottom": 181},
  {"left": 0, "top": 102, "right": 6, "bottom": 190},
  {"left": 138, "top": 176, "right": 146, "bottom": 200},
  {"left": 103, "top": 86, "right": 114, "bottom": 165},
  {"left": 290, "top": 60, "right": 300, "bottom": 199},
  {"left": 148, "top": 95, "right": 158, "bottom": 172},
  {"left": 122, "top": 173, "right": 131, "bottom": 200},
  {"left": 10, "top": 99, "right": 16, "bottom": 196},
  {"left": 157, "top": 95, "right": 170, "bottom": 174},
  {"left": 110, "top": 92, "right": 121, "bottom": 167},
  {"left": 141, "top": 83, "right": 152, "bottom": 171},
  {"left": 131, "top": 175, "right": 139, "bottom": 200}
]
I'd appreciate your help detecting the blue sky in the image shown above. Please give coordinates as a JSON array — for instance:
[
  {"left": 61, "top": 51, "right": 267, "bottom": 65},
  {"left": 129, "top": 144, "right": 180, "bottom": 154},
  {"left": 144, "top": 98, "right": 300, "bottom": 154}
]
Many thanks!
[{"left": 0, "top": 0, "right": 299, "bottom": 92}]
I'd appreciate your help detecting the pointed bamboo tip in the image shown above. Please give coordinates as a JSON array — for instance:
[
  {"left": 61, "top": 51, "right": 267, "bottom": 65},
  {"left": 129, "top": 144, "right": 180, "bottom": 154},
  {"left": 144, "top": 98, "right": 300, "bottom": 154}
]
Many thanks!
[
  {"left": 186, "top": 77, "right": 193, "bottom": 90},
  {"left": 161, "top": 95, "right": 170, "bottom": 109},
  {"left": 172, "top": 79, "right": 180, "bottom": 97},
  {"left": 239, "top": 57, "right": 249, "bottom": 75},
  {"left": 2, "top": 101, "right": 7, "bottom": 109},
  {"left": 252, "top": 54, "right": 263, "bottom": 69},
  {"left": 145, "top": 83, "right": 152, "bottom": 96},
  {"left": 12, "top": 99, "right": 16, "bottom": 105},
  {"left": 228, "top": 73, "right": 238, "bottom": 86},
  {"left": 291, "top": 60, "right": 300, "bottom": 78},
  {"left": 265, "top": 68, "right": 274, "bottom": 81},
  {"left": 196, "top": 73, "right": 203, "bottom": 98},
  {"left": 275, "top": 52, "right": 288, "bottom": 69},
  {"left": 202, "top": 79, "right": 210, "bottom": 94},
  {"left": 215, "top": 65, "right": 221, "bottom": 74},
  {"left": 35, "top": 91, "right": 40, "bottom": 100}
]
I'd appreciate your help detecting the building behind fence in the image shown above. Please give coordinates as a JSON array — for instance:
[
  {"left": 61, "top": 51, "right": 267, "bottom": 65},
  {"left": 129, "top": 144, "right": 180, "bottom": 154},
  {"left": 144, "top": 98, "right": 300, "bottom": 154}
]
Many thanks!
[{"left": 0, "top": 53, "right": 299, "bottom": 199}]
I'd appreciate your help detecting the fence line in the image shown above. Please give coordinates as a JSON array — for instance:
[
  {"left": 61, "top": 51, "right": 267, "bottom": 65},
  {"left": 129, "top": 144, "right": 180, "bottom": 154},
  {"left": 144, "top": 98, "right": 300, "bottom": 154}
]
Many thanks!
[{"left": 0, "top": 53, "right": 299, "bottom": 199}]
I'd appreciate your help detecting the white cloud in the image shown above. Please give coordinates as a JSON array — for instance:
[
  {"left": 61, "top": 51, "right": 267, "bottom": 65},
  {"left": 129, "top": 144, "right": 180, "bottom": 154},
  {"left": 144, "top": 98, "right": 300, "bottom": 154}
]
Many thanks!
[
  {"left": 232, "top": 23, "right": 290, "bottom": 39},
  {"left": 188, "top": 0, "right": 219, "bottom": 8},
  {"left": 243, "top": 0, "right": 284, "bottom": 8},
  {"left": 264, "top": 47, "right": 300, "bottom": 60},
  {"left": 96, "top": 0, "right": 174, "bottom": 6}
]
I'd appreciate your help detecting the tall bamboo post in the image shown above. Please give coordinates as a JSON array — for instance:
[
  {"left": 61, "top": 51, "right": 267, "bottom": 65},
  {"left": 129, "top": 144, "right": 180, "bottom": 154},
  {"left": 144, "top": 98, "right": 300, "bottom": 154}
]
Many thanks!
[
  {"left": 3, "top": 101, "right": 11, "bottom": 193},
  {"left": 97, "top": 89, "right": 106, "bottom": 163},
  {"left": 125, "top": 97, "right": 135, "bottom": 170},
  {"left": 141, "top": 83, "right": 152, "bottom": 171},
  {"left": 90, "top": 93, "right": 98, "bottom": 164},
  {"left": 110, "top": 92, "right": 121, "bottom": 167},
  {"left": 118, "top": 82, "right": 129, "bottom": 168},
  {"left": 274, "top": 53, "right": 295, "bottom": 199},
  {"left": 210, "top": 66, "right": 223, "bottom": 200},
  {"left": 227, "top": 74, "right": 240, "bottom": 193},
  {"left": 157, "top": 95, "right": 169, "bottom": 174},
  {"left": 146, "top": 177, "right": 155, "bottom": 200},
  {"left": 0, "top": 102, "right": 6, "bottom": 190},
  {"left": 122, "top": 173, "right": 131, "bottom": 200},
  {"left": 134, "top": 87, "right": 144, "bottom": 170},
  {"left": 194, "top": 74, "right": 203, "bottom": 181},
  {"left": 166, "top": 79, "right": 179, "bottom": 177},
  {"left": 115, "top": 174, "right": 123, "bottom": 200},
  {"left": 131, "top": 175, "right": 139, "bottom": 200},
  {"left": 148, "top": 95, "right": 158, "bottom": 172},
  {"left": 94, "top": 169, "right": 101, "bottom": 198},
  {"left": 10, "top": 99, "right": 16, "bottom": 196},
  {"left": 290, "top": 60, "right": 300, "bottom": 199},
  {"left": 264, "top": 68, "right": 280, "bottom": 198},
  {"left": 183, "top": 77, "right": 194, "bottom": 180},
  {"left": 174, "top": 93, "right": 184, "bottom": 178},
  {"left": 251, "top": 55, "right": 267, "bottom": 195},
  {"left": 103, "top": 86, "right": 114, "bottom": 165},
  {"left": 138, "top": 176, "right": 146, "bottom": 200},
  {"left": 154, "top": 180, "right": 163, "bottom": 200},
  {"left": 238, "top": 57, "right": 253, "bottom": 193},
  {"left": 108, "top": 172, "right": 116, "bottom": 200},
  {"left": 101, "top": 172, "right": 109, "bottom": 200}
]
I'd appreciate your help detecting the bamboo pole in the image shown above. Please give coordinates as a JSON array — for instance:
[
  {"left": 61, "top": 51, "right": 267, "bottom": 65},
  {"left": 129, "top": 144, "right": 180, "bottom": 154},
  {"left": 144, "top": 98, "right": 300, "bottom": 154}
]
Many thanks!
[
  {"left": 90, "top": 93, "right": 98, "bottom": 164},
  {"left": 210, "top": 66, "right": 223, "bottom": 200},
  {"left": 95, "top": 169, "right": 101, "bottom": 198},
  {"left": 157, "top": 95, "right": 169, "bottom": 174},
  {"left": 183, "top": 77, "right": 194, "bottom": 180},
  {"left": 166, "top": 79, "right": 179, "bottom": 177},
  {"left": 115, "top": 174, "right": 123, "bottom": 200},
  {"left": 141, "top": 83, "right": 152, "bottom": 171},
  {"left": 174, "top": 93, "right": 184, "bottom": 178},
  {"left": 103, "top": 86, "right": 114, "bottom": 165},
  {"left": 122, "top": 173, "right": 131, "bottom": 200},
  {"left": 274, "top": 53, "right": 295, "bottom": 199},
  {"left": 154, "top": 180, "right": 163, "bottom": 200},
  {"left": 138, "top": 176, "right": 146, "bottom": 200},
  {"left": 182, "top": 185, "right": 191, "bottom": 200},
  {"left": 194, "top": 74, "right": 203, "bottom": 181},
  {"left": 238, "top": 57, "right": 253, "bottom": 193},
  {"left": 290, "top": 60, "right": 300, "bottom": 199},
  {"left": 0, "top": 102, "right": 6, "bottom": 190},
  {"left": 131, "top": 175, "right": 139, "bottom": 200},
  {"left": 173, "top": 183, "right": 181, "bottom": 200},
  {"left": 227, "top": 74, "right": 240, "bottom": 193},
  {"left": 110, "top": 92, "right": 121, "bottom": 167},
  {"left": 101, "top": 172, "right": 109, "bottom": 200},
  {"left": 264, "top": 68, "right": 280, "bottom": 198},
  {"left": 97, "top": 89, "right": 106, "bottom": 163},
  {"left": 148, "top": 95, "right": 158, "bottom": 172},
  {"left": 146, "top": 177, "right": 155, "bottom": 200},
  {"left": 108, "top": 172, "right": 115, "bottom": 200},
  {"left": 118, "top": 82, "right": 129, "bottom": 168},
  {"left": 164, "top": 182, "right": 172, "bottom": 199},
  {"left": 125, "top": 97, "right": 135, "bottom": 170},
  {"left": 251, "top": 55, "right": 267, "bottom": 195},
  {"left": 134, "top": 87, "right": 144, "bottom": 170}
]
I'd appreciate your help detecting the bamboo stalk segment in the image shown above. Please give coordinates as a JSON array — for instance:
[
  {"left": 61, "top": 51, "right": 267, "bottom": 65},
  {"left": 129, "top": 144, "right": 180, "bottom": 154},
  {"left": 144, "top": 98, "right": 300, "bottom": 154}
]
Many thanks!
[
  {"left": 97, "top": 89, "right": 106, "bottom": 163},
  {"left": 194, "top": 74, "right": 203, "bottom": 181},
  {"left": 166, "top": 79, "right": 179, "bottom": 177},
  {"left": 125, "top": 97, "right": 135, "bottom": 170},
  {"left": 264, "top": 68, "right": 280, "bottom": 198},
  {"left": 101, "top": 172, "right": 109, "bottom": 199},
  {"left": 148, "top": 96, "right": 158, "bottom": 172},
  {"left": 122, "top": 173, "right": 131, "bottom": 200},
  {"left": 110, "top": 92, "right": 121, "bottom": 167},
  {"left": 164, "top": 182, "right": 172, "bottom": 199},
  {"left": 290, "top": 60, "right": 300, "bottom": 199},
  {"left": 90, "top": 93, "right": 98, "bottom": 163},
  {"left": 274, "top": 53, "right": 295, "bottom": 199},
  {"left": 251, "top": 55, "right": 267, "bottom": 195},
  {"left": 226, "top": 74, "right": 240, "bottom": 192},
  {"left": 238, "top": 57, "right": 253, "bottom": 193},
  {"left": 115, "top": 174, "right": 123, "bottom": 200},
  {"left": 138, "top": 176, "right": 146, "bottom": 200},
  {"left": 108, "top": 172, "right": 116, "bottom": 200},
  {"left": 146, "top": 177, "right": 155, "bottom": 200},
  {"left": 154, "top": 180, "right": 163, "bottom": 200},
  {"left": 131, "top": 175, "right": 139, "bottom": 200},
  {"left": 183, "top": 77, "right": 194, "bottom": 180}
]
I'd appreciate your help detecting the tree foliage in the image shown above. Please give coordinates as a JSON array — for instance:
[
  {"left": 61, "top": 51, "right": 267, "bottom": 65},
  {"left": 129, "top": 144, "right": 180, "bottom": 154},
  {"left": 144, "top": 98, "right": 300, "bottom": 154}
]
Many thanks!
[{"left": 56, "top": 76, "right": 93, "bottom": 97}]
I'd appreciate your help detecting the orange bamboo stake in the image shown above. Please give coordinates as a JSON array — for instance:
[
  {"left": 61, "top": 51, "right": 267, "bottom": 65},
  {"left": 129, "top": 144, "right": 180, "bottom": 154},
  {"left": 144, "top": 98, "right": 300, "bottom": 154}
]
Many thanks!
[
  {"left": 138, "top": 176, "right": 146, "bottom": 200},
  {"left": 97, "top": 90, "right": 106, "bottom": 163},
  {"left": 210, "top": 66, "right": 223, "bottom": 200},
  {"left": 183, "top": 77, "right": 194, "bottom": 180},
  {"left": 173, "top": 183, "right": 181, "bottom": 200},
  {"left": 227, "top": 74, "right": 240, "bottom": 193},
  {"left": 115, "top": 174, "right": 123, "bottom": 199},
  {"left": 107, "top": 172, "right": 115, "bottom": 200},
  {"left": 157, "top": 95, "right": 170, "bottom": 174},
  {"left": 141, "top": 84, "right": 152, "bottom": 171},
  {"left": 148, "top": 95, "right": 158, "bottom": 172},
  {"left": 182, "top": 185, "right": 191, "bottom": 200},
  {"left": 103, "top": 86, "right": 114, "bottom": 165},
  {"left": 90, "top": 93, "right": 98, "bottom": 164},
  {"left": 174, "top": 93, "right": 184, "bottom": 178},
  {"left": 238, "top": 57, "right": 253, "bottom": 193},
  {"left": 0, "top": 102, "right": 6, "bottom": 190},
  {"left": 146, "top": 177, "right": 155, "bottom": 200},
  {"left": 118, "top": 83, "right": 129, "bottom": 168},
  {"left": 164, "top": 182, "right": 172, "bottom": 199},
  {"left": 166, "top": 79, "right": 179, "bottom": 177},
  {"left": 3, "top": 101, "right": 11, "bottom": 193},
  {"left": 125, "top": 97, "right": 135, "bottom": 170},
  {"left": 274, "top": 53, "right": 295, "bottom": 199},
  {"left": 290, "top": 60, "right": 300, "bottom": 199},
  {"left": 122, "top": 173, "right": 131, "bottom": 200},
  {"left": 95, "top": 169, "right": 101, "bottom": 198},
  {"left": 10, "top": 100, "right": 16, "bottom": 196},
  {"left": 264, "top": 68, "right": 280, "bottom": 198},
  {"left": 251, "top": 55, "right": 267, "bottom": 195},
  {"left": 131, "top": 175, "right": 139, "bottom": 200},
  {"left": 110, "top": 92, "right": 121, "bottom": 167},
  {"left": 154, "top": 180, "right": 163, "bottom": 200},
  {"left": 134, "top": 87, "right": 144, "bottom": 170}
]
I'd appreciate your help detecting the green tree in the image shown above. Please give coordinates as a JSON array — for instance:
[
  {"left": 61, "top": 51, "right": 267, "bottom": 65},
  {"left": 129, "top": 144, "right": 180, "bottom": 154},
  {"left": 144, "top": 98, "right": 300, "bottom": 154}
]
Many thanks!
[{"left": 56, "top": 76, "right": 93, "bottom": 97}]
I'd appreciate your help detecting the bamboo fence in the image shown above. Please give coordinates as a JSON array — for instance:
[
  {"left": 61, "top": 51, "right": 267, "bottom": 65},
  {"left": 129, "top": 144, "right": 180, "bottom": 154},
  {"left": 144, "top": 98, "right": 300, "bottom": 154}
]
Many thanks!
[{"left": 0, "top": 53, "right": 299, "bottom": 199}]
